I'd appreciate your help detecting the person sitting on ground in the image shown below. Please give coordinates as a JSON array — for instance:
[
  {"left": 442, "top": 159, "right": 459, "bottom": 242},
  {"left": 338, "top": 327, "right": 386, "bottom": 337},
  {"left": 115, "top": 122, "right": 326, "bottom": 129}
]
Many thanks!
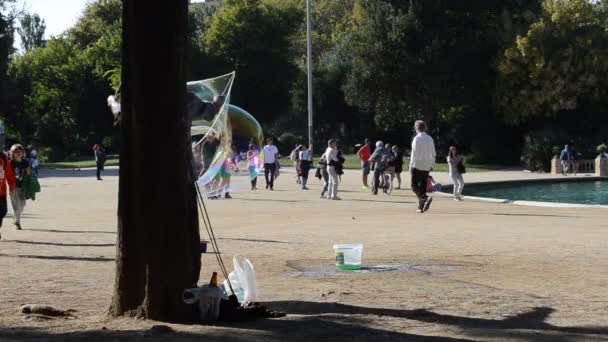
[
  {"left": 410, "top": 120, "right": 436, "bottom": 213},
  {"left": 369, "top": 141, "right": 389, "bottom": 195},
  {"left": 357, "top": 138, "right": 373, "bottom": 189}
]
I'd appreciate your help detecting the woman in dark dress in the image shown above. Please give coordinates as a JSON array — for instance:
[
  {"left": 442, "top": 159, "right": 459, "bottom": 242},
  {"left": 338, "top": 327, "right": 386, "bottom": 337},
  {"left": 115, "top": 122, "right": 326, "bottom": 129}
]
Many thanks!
[{"left": 392, "top": 145, "right": 404, "bottom": 189}]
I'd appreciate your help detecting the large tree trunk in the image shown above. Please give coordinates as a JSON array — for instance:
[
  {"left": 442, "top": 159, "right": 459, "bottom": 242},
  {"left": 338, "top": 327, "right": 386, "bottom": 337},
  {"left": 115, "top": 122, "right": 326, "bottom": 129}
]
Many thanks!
[{"left": 109, "top": 0, "right": 201, "bottom": 322}]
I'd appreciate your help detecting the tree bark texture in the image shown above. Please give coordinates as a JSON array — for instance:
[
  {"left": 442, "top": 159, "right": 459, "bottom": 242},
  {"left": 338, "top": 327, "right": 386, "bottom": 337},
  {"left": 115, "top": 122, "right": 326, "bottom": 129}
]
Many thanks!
[{"left": 109, "top": 0, "right": 201, "bottom": 322}]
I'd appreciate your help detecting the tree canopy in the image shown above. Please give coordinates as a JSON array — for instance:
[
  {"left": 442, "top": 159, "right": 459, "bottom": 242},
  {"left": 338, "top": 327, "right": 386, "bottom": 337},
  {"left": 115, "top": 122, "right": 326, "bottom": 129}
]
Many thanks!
[{"left": 0, "top": 0, "right": 606, "bottom": 168}]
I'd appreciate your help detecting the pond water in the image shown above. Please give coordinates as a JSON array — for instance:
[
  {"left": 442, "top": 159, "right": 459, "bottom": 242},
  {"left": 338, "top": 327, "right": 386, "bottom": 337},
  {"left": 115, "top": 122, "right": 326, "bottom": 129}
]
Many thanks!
[{"left": 464, "top": 180, "right": 608, "bottom": 205}]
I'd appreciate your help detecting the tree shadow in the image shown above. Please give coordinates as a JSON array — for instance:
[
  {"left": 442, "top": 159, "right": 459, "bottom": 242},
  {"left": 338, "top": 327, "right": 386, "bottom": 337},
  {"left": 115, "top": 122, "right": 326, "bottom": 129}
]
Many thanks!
[
  {"left": 8, "top": 240, "right": 115, "bottom": 248},
  {"left": 434, "top": 212, "right": 583, "bottom": 219},
  {"left": 233, "top": 198, "right": 301, "bottom": 203},
  {"left": 348, "top": 198, "right": 414, "bottom": 204},
  {"left": 38, "top": 169, "right": 119, "bottom": 179},
  {"left": 0, "top": 253, "right": 114, "bottom": 262},
  {"left": 219, "top": 237, "right": 303, "bottom": 245},
  {"left": 262, "top": 302, "right": 608, "bottom": 339},
  {"left": 24, "top": 228, "right": 116, "bottom": 235},
  {"left": 0, "top": 322, "right": 475, "bottom": 342}
]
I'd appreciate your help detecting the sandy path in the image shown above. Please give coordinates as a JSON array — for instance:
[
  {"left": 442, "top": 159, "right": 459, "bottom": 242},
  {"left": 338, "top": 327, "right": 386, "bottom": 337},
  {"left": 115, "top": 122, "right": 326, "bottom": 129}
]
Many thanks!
[{"left": 0, "top": 167, "right": 606, "bottom": 341}]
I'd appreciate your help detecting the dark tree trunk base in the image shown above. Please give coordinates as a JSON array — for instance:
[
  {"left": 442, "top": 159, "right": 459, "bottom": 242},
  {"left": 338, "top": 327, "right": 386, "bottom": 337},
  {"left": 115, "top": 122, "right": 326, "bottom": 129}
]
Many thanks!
[{"left": 109, "top": 0, "right": 201, "bottom": 323}]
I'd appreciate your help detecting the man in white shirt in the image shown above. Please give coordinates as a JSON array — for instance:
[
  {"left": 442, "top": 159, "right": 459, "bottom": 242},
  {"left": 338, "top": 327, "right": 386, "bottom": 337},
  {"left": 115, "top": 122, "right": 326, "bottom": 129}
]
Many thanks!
[
  {"left": 409, "top": 120, "right": 436, "bottom": 213},
  {"left": 262, "top": 138, "right": 279, "bottom": 190}
]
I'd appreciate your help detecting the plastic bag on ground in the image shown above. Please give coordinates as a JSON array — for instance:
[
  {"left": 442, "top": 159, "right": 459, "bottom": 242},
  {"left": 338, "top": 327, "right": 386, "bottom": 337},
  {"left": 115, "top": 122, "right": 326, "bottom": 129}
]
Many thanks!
[
  {"left": 182, "top": 284, "right": 227, "bottom": 322},
  {"left": 223, "top": 271, "right": 245, "bottom": 303},
  {"left": 232, "top": 255, "right": 258, "bottom": 303}
]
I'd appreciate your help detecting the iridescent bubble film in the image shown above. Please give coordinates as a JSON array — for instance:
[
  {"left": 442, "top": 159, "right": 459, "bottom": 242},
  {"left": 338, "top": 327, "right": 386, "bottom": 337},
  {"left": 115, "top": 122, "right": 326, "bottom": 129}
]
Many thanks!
[{"left": 189, "top": 73, "right": 264, "bottom": 197}]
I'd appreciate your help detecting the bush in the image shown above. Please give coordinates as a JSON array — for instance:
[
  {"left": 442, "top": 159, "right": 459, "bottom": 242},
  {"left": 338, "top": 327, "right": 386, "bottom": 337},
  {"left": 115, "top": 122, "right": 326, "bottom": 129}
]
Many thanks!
[
  {"left": 39, "top": 146, "right": 68, "bottom": 163},
  {"left": 597, "top": 143, "right": 608, "bottom": 155},
  {"left": 521, "top": 127, "right": 568, "bottom": 172}
]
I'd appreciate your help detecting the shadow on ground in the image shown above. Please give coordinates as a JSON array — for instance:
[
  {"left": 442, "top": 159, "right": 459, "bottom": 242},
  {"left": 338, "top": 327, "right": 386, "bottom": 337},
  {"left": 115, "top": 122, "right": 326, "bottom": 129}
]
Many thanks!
[
  {"left": 262, "top": 302, "right": 608, "bottom": 341},
  {"left": 0, "top": 320, "right": 473, "bottom": 342},
  {"left": 1, "top": 304, "right": 605, "bottom": 341},
  {"left": 23, "top": 228, "right": 116, "bottom": 235},
  {"left": 9, "top": 240, "right": 115, "bottom": 247},
  {"left": 38, "top": 169, "right": 119, "bottom": 179},
  {"left": 0, "top": 253, "right": 114, "bottom": 262}
]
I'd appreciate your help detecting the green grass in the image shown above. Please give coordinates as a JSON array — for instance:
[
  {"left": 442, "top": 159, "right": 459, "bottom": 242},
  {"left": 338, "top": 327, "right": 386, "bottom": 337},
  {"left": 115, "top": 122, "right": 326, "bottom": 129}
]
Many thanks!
[
  {"left": 42, "top": 157, "right": 119, "bottom": 169},
  {"left": 280, "top": 154, "right": 497, "bottom": 172},
  {"left": 43, "top": 154, "right": 496, "bottom": 172}
]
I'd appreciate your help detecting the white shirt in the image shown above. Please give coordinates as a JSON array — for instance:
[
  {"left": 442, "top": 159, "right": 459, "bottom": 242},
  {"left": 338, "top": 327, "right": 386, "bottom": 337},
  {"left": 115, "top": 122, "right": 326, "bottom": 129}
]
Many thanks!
[
  {"left": 299, "top": 150, "right": 311, "bottom": 161},
  {"left": 409, "top": 132, "right": 436, "bottom": 171},
  {"left": 263, "top": 145, "right": 279, "bottom": 164},
  {"left": 324, "top": 147, "right": 338, "bottom": 164}
]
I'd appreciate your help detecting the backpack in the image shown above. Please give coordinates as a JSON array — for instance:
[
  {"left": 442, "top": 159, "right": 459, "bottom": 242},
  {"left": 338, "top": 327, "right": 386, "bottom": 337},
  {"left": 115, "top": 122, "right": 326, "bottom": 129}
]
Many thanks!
[{"left": 376, "top": 151, "right": 389, "bottom": 171}]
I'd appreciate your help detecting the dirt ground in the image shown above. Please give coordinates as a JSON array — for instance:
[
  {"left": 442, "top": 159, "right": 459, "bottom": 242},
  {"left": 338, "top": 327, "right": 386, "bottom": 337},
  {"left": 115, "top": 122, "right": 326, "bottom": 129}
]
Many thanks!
[{"left": 0, "top": 167, "right": 607, "bottom": 341}]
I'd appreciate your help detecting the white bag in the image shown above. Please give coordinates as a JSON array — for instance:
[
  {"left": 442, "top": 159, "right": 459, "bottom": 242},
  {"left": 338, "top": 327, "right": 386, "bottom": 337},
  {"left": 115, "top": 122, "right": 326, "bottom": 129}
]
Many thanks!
[
  {"left": 182, "top": 285, "right": 226, "bottom": 322},
  {"left": 232, "top": 255, "right": 258, "bottom": 303},
  {"left": 223, "top": 271, "right": 245, "bottom": 303}
]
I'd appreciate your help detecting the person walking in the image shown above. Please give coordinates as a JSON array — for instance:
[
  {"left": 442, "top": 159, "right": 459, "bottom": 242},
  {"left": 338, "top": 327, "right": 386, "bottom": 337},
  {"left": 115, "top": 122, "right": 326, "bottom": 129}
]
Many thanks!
[
  {"left": 247, "top": 144, "right": 260, "bottom": 191},
  {"left": 298, "top": 144, "right": 313, "bottom": 190},
  {"left": 93, "top": 144, "right": 106, "bottom": 181},
  {"left": 324, "top": 139, "right": 341, "bottom": 200},
  {"left": 357, "top": 138, "right": 373, "bottom": 190},
  {"left": 9, "top": 144, "right": 30, "bottom": 229},
  {"left": 447, "top": 146, "right": 465, "bottom": 201},
  {"left": 385, "top": 144, "right": 396, "bottom": 195},
  {"left": 369, "top": 141, "right": 388, "bottom": 195},
  {"left": 29, "top": 148, "right": 39, "bottom": 177},
  {"left": 560, "top": 144, "right": 573, "bottom": 176},
  {"left": 317, "top": 151, "right": 330, "bottom": 198},
  {"left": 393, "top": 145, "right": 404, "bottom": 189},
  {"left": 0, "top": 151, "right": 15, "bottom": 240},
  {"left": 409, "top": 120, "right": 436, "bottom": 213},
  {"left": 290, "top": 144, "right": 301, "bottom": 184},
  {"left": 262, "top": 138, "right": 279, "bottom": 190}
]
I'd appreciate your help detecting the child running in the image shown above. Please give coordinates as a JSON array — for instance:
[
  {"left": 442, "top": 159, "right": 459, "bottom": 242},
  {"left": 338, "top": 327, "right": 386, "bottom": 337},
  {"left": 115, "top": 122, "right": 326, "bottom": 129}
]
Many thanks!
[{"left": 247, "top": 144, "right": 260, "bottom": 191}]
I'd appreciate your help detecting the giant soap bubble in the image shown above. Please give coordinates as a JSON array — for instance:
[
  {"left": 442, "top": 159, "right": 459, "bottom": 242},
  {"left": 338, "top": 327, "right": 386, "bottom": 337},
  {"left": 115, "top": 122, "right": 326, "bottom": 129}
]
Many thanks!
[{"left": 189, "top": 73, "right": 264, "bottom": 197}]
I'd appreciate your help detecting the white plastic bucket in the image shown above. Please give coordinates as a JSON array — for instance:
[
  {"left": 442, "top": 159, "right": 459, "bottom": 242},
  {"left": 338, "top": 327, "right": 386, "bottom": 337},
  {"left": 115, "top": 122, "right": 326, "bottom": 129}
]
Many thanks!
[{"left": 333, "top": 244, "right": 363, "bottom": 270}]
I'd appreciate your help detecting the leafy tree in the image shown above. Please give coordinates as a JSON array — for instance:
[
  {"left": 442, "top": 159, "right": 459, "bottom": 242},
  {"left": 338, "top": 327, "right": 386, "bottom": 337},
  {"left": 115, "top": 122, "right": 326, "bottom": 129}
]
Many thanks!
[
  {"left": 0, "top": 0, "right": 16, "bottom": 123},
  {"left": 17, "top": 13, "right": 45, "bottom": 51},
  {"left": 68, "top": 0, "right": 122, "bottom": 49},
  {"left": 496, "top": 0, "right": 608, "bottom": 125},
  {"left": 205, "top": 0, "right": 302, "bottom": 124},
  {"left": 343, "top": 0, "right": 541, "bottom": 156}
]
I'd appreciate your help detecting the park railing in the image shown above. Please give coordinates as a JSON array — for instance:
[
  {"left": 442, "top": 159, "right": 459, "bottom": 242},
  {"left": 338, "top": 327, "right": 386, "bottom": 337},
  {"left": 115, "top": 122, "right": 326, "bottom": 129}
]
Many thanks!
[{"left": 551, "top": 156, "right": 608, "bottom": 176}]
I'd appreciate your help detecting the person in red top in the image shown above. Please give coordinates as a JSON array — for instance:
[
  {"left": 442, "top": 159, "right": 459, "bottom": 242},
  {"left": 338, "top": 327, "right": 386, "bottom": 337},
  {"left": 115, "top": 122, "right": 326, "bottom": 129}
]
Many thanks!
[
  {"left": 0, "top": 151, "right": 16, "bottom": 240},
  {"left": 357, "top": 138, "right": 373, "bottom": 189}
]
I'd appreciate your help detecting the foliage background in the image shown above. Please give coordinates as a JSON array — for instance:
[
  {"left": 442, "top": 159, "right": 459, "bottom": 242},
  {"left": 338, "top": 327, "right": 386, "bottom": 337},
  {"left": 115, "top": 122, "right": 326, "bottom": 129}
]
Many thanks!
[{"left": 0, "top": 0, "right": 607, "bottom": 169}]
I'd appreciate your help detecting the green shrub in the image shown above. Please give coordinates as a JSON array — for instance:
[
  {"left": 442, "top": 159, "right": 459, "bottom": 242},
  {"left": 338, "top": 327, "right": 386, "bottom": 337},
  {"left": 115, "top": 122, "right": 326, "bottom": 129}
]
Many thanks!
[{"left": 521, "top": 127, "right": 568, "bottom": 172}]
